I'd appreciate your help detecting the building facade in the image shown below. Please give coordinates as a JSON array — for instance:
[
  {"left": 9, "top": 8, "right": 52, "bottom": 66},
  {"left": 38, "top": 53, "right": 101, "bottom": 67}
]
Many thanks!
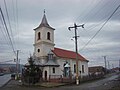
[
  {"left": 89, "top": 66, "right": 105, "bottom": 75},
  {"left": 33, "top": 12, "right": 88, "bottom": 81}
]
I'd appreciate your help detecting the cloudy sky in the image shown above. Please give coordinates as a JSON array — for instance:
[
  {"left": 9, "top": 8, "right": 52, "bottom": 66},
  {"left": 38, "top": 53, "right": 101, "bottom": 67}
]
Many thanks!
[{"left": 0, "top": 0, "right": 120, "bottom": 68}]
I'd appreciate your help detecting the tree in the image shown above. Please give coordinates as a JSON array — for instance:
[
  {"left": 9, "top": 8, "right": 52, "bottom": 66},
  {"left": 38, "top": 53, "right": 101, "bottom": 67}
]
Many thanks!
[{"left": 22, "top": 56, "right": 41, "bottom": 84}]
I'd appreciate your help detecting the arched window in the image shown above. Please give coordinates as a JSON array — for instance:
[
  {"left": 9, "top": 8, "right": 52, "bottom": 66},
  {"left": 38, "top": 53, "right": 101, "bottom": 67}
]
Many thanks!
[
  {"left": 47, "top": 32, "right": 50, "bottom": 40},
  {"left": 74, "top": 64, "right": 76, "bottom": 73},
  {"left": 38, "top": 32, "right": 41, "bottom": 40},
  {"left": 82, "top": 65, "right": 84, "bottom": 73},
  {"left": 37, "top": 49, "right": 40, "bottom": 53},
  {"left": 53, "top": 67, "right": 55, "bottom": 73}
]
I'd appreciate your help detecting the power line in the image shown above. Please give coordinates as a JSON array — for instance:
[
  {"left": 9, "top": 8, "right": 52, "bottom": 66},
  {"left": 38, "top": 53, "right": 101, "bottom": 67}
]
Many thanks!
[
  {"left": 15, "top": 0, "right": 19, "bottom": 49},
  {"left": 0, "top": 7, "right": 16, "bottom": 56},
  {"left": 80, "top": 4, "right": 120, "bottom": 51},
  {"left": 0, "top": 14, "right": 10, "bottom": 47},
  {"left": 3, "top": 0, "right": 16, "bottom": 49}
]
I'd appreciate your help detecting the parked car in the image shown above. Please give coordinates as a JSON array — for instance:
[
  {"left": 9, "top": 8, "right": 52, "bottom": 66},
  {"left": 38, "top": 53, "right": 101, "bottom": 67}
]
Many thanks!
[
  {"left": 0, "top": 73, "right": 4, "bottom": 76},
  {"left": 11, "top": 73, "right": 16, "bottom": 79}
]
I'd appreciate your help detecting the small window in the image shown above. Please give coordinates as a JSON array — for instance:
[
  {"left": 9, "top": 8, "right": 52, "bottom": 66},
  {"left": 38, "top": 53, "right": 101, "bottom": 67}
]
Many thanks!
[
  {"left": 37, "top": 49, "right": 40, "bottom": 53},
  {"left": 82, "top": 65, "right": 84, "bottom": 73},
  {"left": 53, "top": 67, "right": 55, "bottom": 73},
  {"left": 74, "top": 64, "right": 76, "bottom": 73},
  {"left": 47, "top": 32, "right": 50, "bottom": 40},
  {"left": 38, "top": 32, "right": 41, "bottom": 40}
]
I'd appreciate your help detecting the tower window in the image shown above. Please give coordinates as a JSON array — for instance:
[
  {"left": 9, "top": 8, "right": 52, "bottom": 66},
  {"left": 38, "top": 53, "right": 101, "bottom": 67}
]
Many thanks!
[
  {"left": 47, "top": 32, "right": 50, "bottom": 40},
  {"left": 53, "top": 67, "right": 55, "bottom": 73},
  {"left": 37, "top": 49, "right": 40, "bottom": 53},
  {"left": 38, "top": 32, "right": 41, "bottom": 40}
]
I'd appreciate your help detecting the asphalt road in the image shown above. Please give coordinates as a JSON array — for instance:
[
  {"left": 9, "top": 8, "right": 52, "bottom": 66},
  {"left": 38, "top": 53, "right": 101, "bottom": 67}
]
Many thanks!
[
  {"left": 0, "top": 73, "right": 120, "bottom": 90},
  {"left": 0, "top": 74, "right": 11, "bottom": 87}
]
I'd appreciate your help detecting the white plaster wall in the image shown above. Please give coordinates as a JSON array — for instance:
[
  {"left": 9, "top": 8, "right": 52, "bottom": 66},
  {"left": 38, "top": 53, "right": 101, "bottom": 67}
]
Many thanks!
[
  {"left": 34, "top": 27, "right": 54, "bottom": 57},
  {"left": 80, "top": 61, "right": 88, "bottom": 77},
  {"left": 70, "top": 60, "right": 76, "bottom": 77},
  {"left": 43, "top": 67, "right": 49, "bottom": 80},
  {"left": 56, "top": 58, "right": 88, "bottom": 78},
  {"left": 42, "top": 58, "right": 88, "bottom": 80},
  {"left": 35, "top": 27, "right": 54, "bottom": 44},
  {"left": 43, "top": 66, "right": 61, "bottom": 80}
]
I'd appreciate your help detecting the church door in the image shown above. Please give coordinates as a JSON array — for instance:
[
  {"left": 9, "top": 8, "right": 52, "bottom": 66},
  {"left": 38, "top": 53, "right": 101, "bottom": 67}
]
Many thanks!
[{"left": 45, "top": 71, "right": 47, "bottom": 81}]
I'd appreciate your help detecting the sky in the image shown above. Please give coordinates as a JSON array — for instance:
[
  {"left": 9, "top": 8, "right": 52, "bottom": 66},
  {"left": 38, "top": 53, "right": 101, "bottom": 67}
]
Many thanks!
[{"left": 0, "top": 0, "right": 120, "bottom": 68}]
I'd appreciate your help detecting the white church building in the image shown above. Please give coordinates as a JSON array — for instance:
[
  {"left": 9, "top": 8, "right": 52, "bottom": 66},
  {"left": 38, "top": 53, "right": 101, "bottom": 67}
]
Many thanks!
[{"left": 32, "top": 12, "right": 89, "bottom": 82}]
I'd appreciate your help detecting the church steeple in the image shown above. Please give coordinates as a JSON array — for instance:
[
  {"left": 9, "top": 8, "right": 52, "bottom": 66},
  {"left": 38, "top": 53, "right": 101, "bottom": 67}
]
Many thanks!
[
  {"left": 33, "top": 10, "right": 55, "bottom": 57},
  {"left": 34, "top": 10, "right": 55, "bottom": 30}
]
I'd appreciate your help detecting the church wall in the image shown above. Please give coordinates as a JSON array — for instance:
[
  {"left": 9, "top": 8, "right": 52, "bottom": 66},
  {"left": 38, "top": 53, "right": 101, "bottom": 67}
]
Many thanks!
[
  {"left": 34, "top": 27, "right": 54, "bottom": 44},
  {"left": 56, "top": 58, "right": 65, "bottom": 76},
  {"left": 43, "top": 67, "right": 49, "bottom": 80},
  {"left": 56, "top": 58, "right": 76, "bottom": 77},
  {"left": 34, "top": 26, "right": 54, "bottom": 57},
  {"left": 70, "top": 59, "right": 77, "bottom": 77},
  {"left": 41, "top": 27, "right": 54, "bottom": 44},
  {"left": 80, "top": 61, "right": 88, "bottom": 77},
  {"left": 56, "top": 57, "right": 88, "bottom": 78},
  {"left": 43, "top": 66, "right": 61, "bottom": 80}
]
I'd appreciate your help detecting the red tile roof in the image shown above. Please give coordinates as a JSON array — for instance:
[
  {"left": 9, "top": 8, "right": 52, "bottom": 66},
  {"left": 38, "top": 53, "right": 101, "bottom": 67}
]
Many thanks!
[{"left": 52, "top": 48, "right": 88, "bottom": 62}]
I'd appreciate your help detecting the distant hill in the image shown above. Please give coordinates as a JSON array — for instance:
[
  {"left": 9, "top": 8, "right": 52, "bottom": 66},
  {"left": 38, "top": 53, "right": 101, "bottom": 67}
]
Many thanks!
[{"left": 0, "top": 64, "right": 24, "bottom": 73}]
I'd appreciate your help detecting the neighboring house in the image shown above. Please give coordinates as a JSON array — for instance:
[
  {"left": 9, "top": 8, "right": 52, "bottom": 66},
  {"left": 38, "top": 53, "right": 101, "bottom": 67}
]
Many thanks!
[
  {"left": 89, "top": 66, "right": 105, "bottom": 75},
  {"left": 31, "top": 11, "right": 89, "bottom": 81},
  {"left": 112, "top": 67, "right": 120, "bottom": 73},
  {"left": 2, "top": 67, "right": 11, "bottom": 73},
  {"left": 0, "top": 67, "right": 3, "bottom": 73}
]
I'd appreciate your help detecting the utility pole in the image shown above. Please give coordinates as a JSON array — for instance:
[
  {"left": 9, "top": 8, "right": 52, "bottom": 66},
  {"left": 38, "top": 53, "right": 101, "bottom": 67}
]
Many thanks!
[
  {"left": 108, "top": 61, "right": 110, "bottom": 70},
  {"left": 119, "top": 60, "right": 120, "bottom": 71},
  {"left": 68, "top": 23, "right": 84, "bottom": 85},
  {"left": 16, "top": 50, "right": 19, "bottom": 77},
  {"left": 103, "top": 56, "right": 107, "bottom": 74}
]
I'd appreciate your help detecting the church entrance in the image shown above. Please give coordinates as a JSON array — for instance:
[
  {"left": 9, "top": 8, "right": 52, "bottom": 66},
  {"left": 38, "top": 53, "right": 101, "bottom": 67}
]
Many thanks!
[
  {"left": 45, "top": 71, "right": 47, "bottom": 81},
  {"left": 64, "top": 62, "right": 71, "bottom": 77}
]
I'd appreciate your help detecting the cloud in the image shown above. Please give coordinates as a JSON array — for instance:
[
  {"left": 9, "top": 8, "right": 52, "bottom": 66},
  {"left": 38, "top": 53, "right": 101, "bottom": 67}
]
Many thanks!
[{"left": 0, "top": 0, "right": 120, "bottom": 67}]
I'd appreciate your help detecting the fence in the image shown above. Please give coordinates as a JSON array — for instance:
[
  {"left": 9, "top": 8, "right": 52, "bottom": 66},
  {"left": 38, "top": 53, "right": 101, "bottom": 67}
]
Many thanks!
[
  {"left": 22, "top": 74, "right": 104, "bottom": 84},
  {"left": 49, "top": 75, "right": 75, "bottom": 83},
  {"left": 80, "top": 74, "right": 104, "bottom": 82},
  {"left": 49, "top": 75, "right": 62, "bottom": 82}
]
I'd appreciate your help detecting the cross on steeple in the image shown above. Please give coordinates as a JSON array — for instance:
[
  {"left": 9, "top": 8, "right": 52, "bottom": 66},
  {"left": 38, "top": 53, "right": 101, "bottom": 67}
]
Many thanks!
[{"left": 44, "top": 9, "right": 45, "bottom": 14}]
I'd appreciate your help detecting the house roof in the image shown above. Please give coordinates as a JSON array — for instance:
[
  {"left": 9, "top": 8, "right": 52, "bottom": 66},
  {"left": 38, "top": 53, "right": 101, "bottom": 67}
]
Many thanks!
[
  {"left": 44, "top": 60, "right": 59, "bottom": 67},
  {"left": 34, "top": 13, "right": 55, "bottom": 30},
  {"left": 52, "top": 48, "right": 88, "bottom": 62},
  {"left": 45, "top": 51, "right": 59, "bottom": 67}
]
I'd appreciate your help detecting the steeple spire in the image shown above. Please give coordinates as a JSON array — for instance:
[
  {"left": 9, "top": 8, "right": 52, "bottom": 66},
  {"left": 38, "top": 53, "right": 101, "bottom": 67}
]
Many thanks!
[
  {"left": 41, "top": 12, "right": 49, "bottom": 26},
  {"left": 34, "top": 10, "right": 55, "bottom": 30}
]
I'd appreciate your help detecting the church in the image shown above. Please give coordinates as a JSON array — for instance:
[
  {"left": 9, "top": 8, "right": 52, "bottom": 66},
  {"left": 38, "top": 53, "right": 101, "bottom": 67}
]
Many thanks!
[{"left": 32, "top": 11, "right": 88, "bottom": 82}]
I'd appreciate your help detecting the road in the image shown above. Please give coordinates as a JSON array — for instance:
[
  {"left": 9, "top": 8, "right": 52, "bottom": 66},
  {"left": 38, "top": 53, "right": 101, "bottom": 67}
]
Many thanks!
[
  {"left": 0, "top": 74, "right": 11, "bottom": 87},
  {"left": 0, "top": 73, "right": 120, "bottom": 90},
  {"left": 49, "top": 73, "right": 120, "bottom": 90}
]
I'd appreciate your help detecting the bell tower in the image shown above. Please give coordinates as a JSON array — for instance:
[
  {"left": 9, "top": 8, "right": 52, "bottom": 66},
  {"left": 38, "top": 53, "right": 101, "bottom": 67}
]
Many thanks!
[{"left": 33, "top": 11, "right": 55, "bottom": 59}]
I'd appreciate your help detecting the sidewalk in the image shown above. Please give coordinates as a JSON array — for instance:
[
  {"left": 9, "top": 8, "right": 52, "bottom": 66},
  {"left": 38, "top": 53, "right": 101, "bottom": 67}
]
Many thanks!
[{"left": 35, "top": 82, "right": 68, "bottom": 87}]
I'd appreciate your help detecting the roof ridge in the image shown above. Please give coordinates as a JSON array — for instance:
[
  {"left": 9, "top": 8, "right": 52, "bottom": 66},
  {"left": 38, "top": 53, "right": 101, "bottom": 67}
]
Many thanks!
[{"left": 54, "top": 47, "right": 75, "bottom": 53}]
